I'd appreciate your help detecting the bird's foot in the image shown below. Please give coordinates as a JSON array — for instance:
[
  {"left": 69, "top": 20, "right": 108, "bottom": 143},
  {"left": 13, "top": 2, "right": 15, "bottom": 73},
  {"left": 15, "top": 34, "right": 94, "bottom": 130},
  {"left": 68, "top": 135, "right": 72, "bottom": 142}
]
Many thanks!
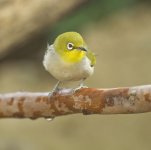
[
  {"left": 72, "top": 85, "right": 88, "bottom": 93},
  {"left": 48, "top": 87, "right": 62, "bottom": 99}
]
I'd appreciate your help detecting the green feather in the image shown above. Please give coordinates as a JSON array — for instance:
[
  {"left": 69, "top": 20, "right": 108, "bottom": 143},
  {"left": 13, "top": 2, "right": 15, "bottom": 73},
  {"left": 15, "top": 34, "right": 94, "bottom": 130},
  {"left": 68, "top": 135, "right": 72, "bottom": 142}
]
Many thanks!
[{"left": 86, "top": 50, "right": 96, "bottom": 67}]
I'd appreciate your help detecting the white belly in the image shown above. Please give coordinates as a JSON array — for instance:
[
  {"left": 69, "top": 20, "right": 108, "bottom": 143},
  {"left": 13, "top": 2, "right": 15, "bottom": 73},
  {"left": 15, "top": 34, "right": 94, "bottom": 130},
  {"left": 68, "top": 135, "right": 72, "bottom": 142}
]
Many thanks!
[{"left": 43, "top": 45, "right": 94, "bottom": 81}]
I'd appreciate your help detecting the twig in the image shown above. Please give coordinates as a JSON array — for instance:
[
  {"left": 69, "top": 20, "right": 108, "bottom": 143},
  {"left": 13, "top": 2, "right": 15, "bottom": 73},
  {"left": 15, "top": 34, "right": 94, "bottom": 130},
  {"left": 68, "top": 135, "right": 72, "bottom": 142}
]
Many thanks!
[{"left": 0, "top": 85, "right": 151, "bottom": 119}]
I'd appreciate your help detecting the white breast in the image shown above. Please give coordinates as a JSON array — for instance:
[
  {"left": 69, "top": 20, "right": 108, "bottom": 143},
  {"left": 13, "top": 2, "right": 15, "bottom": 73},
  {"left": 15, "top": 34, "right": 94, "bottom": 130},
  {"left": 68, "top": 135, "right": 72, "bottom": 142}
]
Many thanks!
[{"left": 43, "top": 45, "right": 94, "bottom": 81}]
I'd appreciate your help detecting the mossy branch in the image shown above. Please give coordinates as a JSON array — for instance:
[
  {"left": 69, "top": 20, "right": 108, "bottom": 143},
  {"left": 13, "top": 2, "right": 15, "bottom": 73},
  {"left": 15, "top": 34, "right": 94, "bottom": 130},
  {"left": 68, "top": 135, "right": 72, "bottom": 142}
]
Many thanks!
[{"left": 0, "top": 85, "right": 151, "bottom": 119}]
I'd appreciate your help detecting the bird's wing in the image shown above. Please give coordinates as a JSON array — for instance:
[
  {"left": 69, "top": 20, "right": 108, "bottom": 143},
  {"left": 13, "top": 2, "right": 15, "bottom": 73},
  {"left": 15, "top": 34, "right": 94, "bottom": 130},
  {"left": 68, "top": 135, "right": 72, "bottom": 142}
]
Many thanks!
[{"left": 86, "top": 49, "right": 96, "bottom": 67}]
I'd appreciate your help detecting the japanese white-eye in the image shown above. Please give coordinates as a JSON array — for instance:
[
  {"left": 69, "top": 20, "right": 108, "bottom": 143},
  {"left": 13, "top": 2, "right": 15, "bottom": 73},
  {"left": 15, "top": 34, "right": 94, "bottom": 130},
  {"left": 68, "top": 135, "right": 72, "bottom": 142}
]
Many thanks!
[{"left": 43, "top": 32, "right": 96, "bottom": 93}]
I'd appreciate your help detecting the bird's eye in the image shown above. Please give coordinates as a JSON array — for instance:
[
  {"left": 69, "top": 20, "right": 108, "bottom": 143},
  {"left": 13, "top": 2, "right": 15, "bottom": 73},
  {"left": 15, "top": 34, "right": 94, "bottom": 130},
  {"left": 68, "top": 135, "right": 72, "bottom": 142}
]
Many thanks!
[{"left": 67, "top": 43, "right": 74, "bottom": 50}]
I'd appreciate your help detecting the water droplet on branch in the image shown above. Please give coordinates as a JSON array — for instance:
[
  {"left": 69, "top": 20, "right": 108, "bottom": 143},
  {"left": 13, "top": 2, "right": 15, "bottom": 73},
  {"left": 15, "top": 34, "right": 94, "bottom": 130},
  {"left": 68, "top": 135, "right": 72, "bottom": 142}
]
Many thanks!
[{"left": 45, "top": 116, "right": 55, "bottom": 122}]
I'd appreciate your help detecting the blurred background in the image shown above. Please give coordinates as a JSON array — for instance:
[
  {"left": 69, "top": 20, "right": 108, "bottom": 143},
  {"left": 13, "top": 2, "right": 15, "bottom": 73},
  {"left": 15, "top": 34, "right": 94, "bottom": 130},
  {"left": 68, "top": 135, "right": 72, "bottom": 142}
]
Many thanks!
[{"left": 0, "top": 0, "right": 151, "bottom": 149}]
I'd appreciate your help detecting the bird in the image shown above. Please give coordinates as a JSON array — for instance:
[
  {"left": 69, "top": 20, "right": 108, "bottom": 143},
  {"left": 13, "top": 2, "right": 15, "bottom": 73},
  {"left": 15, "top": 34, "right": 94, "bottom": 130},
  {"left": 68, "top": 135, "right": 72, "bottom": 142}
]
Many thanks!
[{"left": 43, "top": 31, "right": 96, "bottom": 94}]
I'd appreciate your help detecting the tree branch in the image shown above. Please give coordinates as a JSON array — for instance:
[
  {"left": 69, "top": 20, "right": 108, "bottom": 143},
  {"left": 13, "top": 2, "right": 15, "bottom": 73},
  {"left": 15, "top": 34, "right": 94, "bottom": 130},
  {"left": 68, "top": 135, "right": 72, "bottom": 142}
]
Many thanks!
[{"left": 0, "top": 85, "right": 151, "bottom": 119}]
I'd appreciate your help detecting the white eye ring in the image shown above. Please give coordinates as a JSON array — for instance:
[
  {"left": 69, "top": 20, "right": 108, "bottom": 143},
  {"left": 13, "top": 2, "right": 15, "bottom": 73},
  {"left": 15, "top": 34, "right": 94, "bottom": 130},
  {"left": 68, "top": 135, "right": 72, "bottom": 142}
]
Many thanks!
[{"left": 67, "top": 43, "right": 74, "bottom": 50}]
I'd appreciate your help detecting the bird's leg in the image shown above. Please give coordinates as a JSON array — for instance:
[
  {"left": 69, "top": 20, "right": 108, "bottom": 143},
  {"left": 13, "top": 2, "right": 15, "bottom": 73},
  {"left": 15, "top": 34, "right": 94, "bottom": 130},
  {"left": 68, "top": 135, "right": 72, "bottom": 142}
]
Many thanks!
[
  {"left": 72, "top": 79, "right": 88, "bottom": 93},
  {"left": 79, "top": 79, "right": 88, "bottom": 88},
  {"left": 52, "top": 80, "right": 62, "bottom": 92},
  {"left": 49, "top": 81, "right": 61, "bottom": 97}
]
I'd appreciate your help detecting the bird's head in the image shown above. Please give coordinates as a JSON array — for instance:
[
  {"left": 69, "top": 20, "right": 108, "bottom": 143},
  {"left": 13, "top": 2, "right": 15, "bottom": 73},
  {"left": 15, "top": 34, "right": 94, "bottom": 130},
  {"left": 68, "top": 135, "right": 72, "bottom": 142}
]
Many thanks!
[{"left": 54, "top": 32, "right": 87, "bottom": 63}]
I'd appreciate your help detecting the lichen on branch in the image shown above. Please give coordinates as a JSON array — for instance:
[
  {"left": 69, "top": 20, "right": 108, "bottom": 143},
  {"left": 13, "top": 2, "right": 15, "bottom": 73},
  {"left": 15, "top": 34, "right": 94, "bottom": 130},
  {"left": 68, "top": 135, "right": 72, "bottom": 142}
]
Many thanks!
[{"left": 0, "top": 85, "right": 151, "bottom": 119}]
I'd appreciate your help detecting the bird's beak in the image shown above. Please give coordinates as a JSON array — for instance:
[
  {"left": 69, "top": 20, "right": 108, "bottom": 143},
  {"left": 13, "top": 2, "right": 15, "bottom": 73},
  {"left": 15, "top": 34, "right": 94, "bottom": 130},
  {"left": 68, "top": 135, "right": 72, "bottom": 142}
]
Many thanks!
[{"left": 75, "top": 46, "right": 87, "bottom": 52}]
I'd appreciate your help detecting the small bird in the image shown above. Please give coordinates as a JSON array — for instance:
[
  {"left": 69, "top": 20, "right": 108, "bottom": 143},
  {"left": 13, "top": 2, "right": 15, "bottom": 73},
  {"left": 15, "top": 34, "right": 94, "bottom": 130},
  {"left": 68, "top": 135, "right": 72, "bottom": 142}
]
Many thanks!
[{"left": 43, "top": 32, "right": 96, "bottom": 94}]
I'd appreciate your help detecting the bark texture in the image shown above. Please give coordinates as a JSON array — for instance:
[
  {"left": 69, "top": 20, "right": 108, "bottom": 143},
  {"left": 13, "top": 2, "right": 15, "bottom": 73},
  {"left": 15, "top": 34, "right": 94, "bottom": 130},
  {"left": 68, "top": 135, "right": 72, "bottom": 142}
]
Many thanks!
[{"left": 0, "top": 85, "right": 151, "bottom": 119}]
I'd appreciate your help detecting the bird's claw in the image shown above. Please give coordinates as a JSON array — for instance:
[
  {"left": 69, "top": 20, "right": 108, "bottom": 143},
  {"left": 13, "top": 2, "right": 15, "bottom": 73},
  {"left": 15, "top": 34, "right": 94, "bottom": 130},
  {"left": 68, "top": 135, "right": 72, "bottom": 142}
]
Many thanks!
[
  {"left": 72, "top": 85, "right": 88, "bottom": 93},
  {"left": 48, "top": 87, "right": 61, "bottom": 100}
]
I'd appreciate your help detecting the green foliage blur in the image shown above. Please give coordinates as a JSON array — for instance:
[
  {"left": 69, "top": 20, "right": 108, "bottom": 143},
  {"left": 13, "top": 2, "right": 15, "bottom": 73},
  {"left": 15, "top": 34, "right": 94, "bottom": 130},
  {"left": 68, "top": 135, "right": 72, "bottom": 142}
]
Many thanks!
[{"left": 49, "top": 0, "right": 140, "bottom": 40}]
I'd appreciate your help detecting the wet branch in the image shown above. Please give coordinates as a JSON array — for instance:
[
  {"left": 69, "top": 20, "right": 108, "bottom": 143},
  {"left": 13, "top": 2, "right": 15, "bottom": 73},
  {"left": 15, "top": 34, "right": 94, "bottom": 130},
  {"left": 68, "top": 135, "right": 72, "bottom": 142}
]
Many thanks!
[{"left": 0, "top": 85, "right": 151, "bottom": 119}]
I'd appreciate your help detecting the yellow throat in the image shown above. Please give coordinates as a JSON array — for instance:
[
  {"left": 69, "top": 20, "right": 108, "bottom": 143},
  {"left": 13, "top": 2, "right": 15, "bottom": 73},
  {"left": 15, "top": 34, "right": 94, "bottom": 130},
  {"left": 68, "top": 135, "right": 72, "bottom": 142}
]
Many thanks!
[{"left": 54, "top": 32, "right": 87, "bottom": 63}]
